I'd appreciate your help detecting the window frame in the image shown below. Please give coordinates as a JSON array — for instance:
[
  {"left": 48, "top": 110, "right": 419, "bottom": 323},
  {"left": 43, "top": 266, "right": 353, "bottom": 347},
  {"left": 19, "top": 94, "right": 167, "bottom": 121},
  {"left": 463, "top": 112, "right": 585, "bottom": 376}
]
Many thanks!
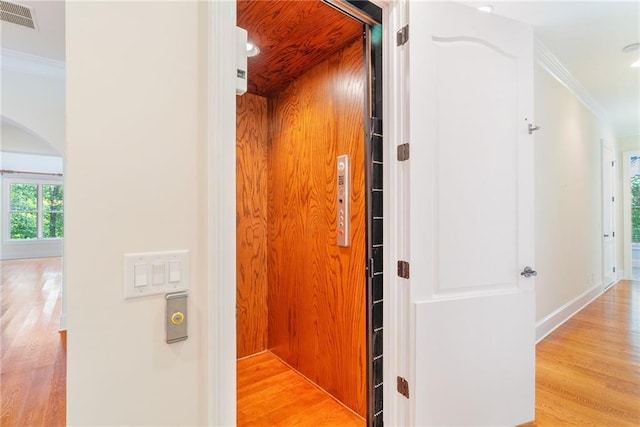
[{"left": 3, "top": 176, "right": 64, "bottom": 243}]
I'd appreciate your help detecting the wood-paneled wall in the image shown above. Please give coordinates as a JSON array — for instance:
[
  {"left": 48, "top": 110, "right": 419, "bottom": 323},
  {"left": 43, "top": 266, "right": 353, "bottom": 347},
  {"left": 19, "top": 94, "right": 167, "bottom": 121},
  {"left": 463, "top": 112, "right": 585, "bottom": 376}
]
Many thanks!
[
  {"left": 236, "top": 93, "right": 269, "bottom": 358},
  {"left": 267, "top": 39, "right": 367, "bottom": 417}
]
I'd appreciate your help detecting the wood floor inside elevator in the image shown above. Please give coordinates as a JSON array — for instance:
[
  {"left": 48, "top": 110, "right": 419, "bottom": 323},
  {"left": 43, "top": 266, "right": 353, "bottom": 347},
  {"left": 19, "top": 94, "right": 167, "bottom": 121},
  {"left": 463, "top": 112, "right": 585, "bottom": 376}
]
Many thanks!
[{"left": 237, "top": 351, "right": 365, "bottom": 426}]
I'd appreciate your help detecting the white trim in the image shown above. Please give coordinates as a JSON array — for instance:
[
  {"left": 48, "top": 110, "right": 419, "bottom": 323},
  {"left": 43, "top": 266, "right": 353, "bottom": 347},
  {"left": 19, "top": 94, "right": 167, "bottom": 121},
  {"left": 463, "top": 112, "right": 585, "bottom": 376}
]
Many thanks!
[
  {"left": 376, "top": 0, "right": 405, "bottom": 425},
  {"left": 207, "top": 1, "right": 237, "bottom": 425},
  {"left": 210, "top": 2, "right": 400, "bottom": 425},
  {"left": 535, "top": 283, "right": 602, "bottom": 343},
  {"left": 534, "top": 39, "right": 609, "bottom": 127},
  {"left": 59, "top": 312, "right": 67, "bottom": 331},
  {"left": 622, "top": 150, "right": 639, "bottom": 280},
  {"left": 604, "top": 276, "right": 622, "bottom": 291},
  {"left": 601, "top": 141, "right": 616, "bottom": 287},
  {"left": 1, "top": 48, "right": 65, "bottom": 79}
]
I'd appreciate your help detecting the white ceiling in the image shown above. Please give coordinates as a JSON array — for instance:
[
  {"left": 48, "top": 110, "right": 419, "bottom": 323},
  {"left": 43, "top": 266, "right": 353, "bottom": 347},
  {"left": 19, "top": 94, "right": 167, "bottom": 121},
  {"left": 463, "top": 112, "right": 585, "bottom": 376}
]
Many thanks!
[
  {"left": 1, "top": 0, "right": 65, "bottom": 61},
  {"left": 1, "top": 116, "right": 60, "bottom": 156},
  {"left": 1, "top": 0, "right": 639, "bottom": 137}
]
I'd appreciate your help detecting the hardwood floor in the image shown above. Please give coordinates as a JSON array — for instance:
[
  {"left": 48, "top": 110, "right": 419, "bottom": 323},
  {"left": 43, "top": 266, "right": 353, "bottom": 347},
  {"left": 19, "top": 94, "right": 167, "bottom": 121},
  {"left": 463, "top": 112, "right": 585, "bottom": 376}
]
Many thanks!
[
  {"left": 237, "top": 351, "right": 364, "bottom": 426},
  {"left": 1, "top": 257, "right": 65, "bottom": 427},
  {"left": 523, "top": 280, "right": 640, "bottom": 426},
  {"left": 1, "top": 258, "right": 637, "bottom": 426}
]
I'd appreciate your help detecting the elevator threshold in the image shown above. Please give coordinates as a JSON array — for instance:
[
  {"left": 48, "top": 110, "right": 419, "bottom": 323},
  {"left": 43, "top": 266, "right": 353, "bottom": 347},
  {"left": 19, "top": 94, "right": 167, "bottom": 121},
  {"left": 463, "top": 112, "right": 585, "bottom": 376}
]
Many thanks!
[{"left": 237, "top": 351, "right": 365, "bottom": 426}]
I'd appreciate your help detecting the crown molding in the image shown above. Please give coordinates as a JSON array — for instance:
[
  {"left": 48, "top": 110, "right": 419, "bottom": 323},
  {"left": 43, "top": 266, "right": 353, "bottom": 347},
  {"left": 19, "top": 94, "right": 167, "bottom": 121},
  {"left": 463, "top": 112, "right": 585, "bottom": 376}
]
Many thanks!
[
  {"left": 1, "top": 48, "right": 65, "bottom": 79},
  {"left": 534, "top": 38, "right": 609, "bottom": 125}
]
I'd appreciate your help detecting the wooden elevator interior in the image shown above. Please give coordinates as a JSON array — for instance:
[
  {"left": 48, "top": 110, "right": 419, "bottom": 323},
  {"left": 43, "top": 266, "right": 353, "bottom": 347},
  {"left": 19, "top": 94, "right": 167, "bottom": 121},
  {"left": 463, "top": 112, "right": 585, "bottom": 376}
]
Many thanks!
[{"left": 236, "top": 0, "right": 368, "bottom": 419}]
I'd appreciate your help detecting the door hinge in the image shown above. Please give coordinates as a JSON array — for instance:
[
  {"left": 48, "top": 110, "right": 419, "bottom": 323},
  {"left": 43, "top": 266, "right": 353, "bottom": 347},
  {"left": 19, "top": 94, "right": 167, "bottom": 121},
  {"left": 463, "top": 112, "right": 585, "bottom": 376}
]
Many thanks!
[
  {"left": 397, "top": 260, "right": 410, "bottom": 279},
  {"left": 613, "top": 266, "right": 616, "bottom": 273},
  {"left": 396, "top": 25, "right": 409, "bottom": 46},
  {"left": 612, "top": 161, "right": 615, "bottom": 167},
  {"left": 397, "top": 143, "right": 410, "bottom": 161},
  {"left": 368, "top": 257, "right": 374, "bottom": 278},
  {"left": 612, "top": 196, "right": 615, "bottom": 202},
  {"left": 397, "top": 376, "right": 410, "bottom": 398},
  {"left": 613, "top": 231, "right": 616, "bottom": 238}
]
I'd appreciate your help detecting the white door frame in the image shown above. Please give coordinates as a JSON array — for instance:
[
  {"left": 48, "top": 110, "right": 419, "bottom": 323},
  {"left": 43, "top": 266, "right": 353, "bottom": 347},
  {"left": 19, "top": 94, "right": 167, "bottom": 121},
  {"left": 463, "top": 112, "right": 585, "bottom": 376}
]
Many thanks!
[
  {"left": 207, "top": 2, "right": 239, "bottom": 425},
  {"left": 622, "top": 150, "right": 640, "bottom": 280},
  {"left": 206, "top": 1, "right": 407, "bottom": 425},
  {"left": 602, "top": 140, "right": 616, "bottom": 288}
]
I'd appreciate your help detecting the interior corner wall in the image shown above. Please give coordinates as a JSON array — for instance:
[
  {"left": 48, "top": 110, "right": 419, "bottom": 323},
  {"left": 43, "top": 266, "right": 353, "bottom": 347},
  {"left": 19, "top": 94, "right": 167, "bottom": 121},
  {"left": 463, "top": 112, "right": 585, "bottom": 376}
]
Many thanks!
[
  {"left": 534, "top": 62, "right": 617, "bottom": 325},
  {"left": 65, "top": 2, "right": 207, "bottom": 425},
  {"left": 267, "top": 38, "right": 367, "bottom": 417},
  {"left": 236, "top": 92, "right": 269, "bottom": 358},
  {"left": 616, "top": 134, "right": 640, "bottom": 278}
]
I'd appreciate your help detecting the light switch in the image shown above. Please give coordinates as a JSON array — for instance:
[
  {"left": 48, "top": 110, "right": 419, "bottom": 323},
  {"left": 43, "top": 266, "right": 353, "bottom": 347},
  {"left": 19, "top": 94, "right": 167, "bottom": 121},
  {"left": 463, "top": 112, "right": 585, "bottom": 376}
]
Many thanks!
[
  {"left": 152, "top": 263, "right": 166, "bottom": 285},
  {"left": 134, "top": 263, "right": 148, "bottom": 287},
  {"left": 124, "top": 250, "right": 189, "bottom": 299},
  {"left": 169, "top": 261, "right": 181, "bottom": 283}
]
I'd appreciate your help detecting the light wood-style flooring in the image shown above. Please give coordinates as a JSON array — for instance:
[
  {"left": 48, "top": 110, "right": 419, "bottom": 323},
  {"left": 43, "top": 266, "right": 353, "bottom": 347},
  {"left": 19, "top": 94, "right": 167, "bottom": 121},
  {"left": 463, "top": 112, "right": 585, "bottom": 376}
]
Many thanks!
[
  {"left": 1, "top": 257, "right": 66, "bottom": 427},
  {"left": 2, "top": 258, "right": 638, "bottom": 426},
  {"left": 237, "top": 351, "right": 364, "bottom": 426},
  {"left": 523, "top": 280, "right": 640, "bottom": 426}
]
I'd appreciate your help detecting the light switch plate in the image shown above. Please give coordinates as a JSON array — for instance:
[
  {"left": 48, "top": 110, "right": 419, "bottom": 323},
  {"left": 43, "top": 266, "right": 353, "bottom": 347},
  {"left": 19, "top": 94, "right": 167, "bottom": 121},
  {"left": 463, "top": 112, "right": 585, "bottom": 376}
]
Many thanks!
[{"left": 123, "top": 250, "right": 189, "bottom": 299}]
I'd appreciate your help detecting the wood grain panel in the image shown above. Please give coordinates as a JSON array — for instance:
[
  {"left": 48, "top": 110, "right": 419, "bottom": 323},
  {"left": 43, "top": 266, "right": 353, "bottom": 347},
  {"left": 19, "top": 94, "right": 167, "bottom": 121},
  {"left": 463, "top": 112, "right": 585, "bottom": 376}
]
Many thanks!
[
  {"left": 520, "top": 280, "right": 640, "bottom": 426},
  {"left": 1, "top": 257, "right": 66, "bottom": 427},
  {"left": 238, "top": 0, "right": 362, "bottom": 97},
  {"left": 267, "top": 39, "right": 367, "bottom": 416},
  {"left": 237, "top": 352, "right": 364, "bottom": 426},
  {"left": 236, "top": 92, "right": 269, "bottom": 358}
]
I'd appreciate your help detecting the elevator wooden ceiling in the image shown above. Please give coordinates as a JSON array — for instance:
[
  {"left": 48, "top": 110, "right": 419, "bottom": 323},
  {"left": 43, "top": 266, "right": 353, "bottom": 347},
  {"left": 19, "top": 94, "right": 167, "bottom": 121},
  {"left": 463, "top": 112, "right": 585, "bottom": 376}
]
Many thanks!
[{"left": 237, "top": 0, "right": 363, "bottom": 97}]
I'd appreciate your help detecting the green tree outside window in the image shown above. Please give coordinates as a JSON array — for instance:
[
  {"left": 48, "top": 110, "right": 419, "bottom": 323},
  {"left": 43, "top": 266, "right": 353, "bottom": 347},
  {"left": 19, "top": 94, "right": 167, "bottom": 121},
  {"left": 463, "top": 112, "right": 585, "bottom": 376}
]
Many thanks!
[
  {"left": 42, "top": 184, "right": 64, "bottom": 238},
  {"left": 8, "top": 182, "right": 64, "bottom": 240},
  {"left": 9, "top": 183, "right": 38, "bottom": 239},
  {"left": 632, "top": 174, "right": 640, "bottom": 243}
]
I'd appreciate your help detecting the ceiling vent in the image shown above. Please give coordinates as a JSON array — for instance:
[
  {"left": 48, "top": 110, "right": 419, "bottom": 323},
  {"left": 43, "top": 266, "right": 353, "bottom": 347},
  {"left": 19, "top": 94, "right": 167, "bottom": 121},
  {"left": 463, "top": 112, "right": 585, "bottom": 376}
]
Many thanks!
[{"left": 1, "top": 0, "right": 36, "bottom": 29}]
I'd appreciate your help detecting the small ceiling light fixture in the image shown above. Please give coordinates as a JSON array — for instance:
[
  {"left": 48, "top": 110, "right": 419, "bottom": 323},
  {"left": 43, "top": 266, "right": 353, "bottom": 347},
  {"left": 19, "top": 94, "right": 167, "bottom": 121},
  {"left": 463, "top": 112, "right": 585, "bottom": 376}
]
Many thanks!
[
  {"left": 246, "top": 42, "right": 260, "bottom": 57},
  {"left": 477, "top": 5, "right": 494, "bottom": 13}
]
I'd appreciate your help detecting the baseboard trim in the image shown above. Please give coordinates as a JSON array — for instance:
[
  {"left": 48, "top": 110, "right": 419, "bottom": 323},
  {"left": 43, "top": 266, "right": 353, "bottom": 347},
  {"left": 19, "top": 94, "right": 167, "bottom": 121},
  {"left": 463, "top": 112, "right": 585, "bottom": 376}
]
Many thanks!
[
  {"left": 605, "top": 277, "right": 622, "bottom": 291},
  {"left": 59, "top": 313, "right": 67, "bottom": 332},
  {"left": 535, "top": 283, "right": 602, "bottom": 343}
]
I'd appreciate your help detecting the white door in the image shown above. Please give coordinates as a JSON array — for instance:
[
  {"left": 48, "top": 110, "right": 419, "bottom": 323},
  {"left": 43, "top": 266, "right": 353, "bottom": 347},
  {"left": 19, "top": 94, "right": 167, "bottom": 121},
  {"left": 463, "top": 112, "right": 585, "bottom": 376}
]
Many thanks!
[
  {"left": 407, "top": 2, "right": 535, "bottom": 425},
  {"left": 602, "top": 144, "right": 616, "bottom": 288}
]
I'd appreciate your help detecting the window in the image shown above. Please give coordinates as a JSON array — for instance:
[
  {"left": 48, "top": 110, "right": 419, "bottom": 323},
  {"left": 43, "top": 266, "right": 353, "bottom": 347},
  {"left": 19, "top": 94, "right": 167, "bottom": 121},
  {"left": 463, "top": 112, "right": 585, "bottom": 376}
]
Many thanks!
[{"left": 7, "top": 180, "right": 64, "bottom": 241}]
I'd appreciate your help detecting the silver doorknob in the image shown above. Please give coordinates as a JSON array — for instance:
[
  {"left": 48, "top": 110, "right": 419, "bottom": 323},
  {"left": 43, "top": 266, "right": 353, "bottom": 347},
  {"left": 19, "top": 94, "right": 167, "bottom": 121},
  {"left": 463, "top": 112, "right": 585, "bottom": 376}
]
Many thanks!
[
  {"left": 521, "top": 266, "right": 537, "bottom": 278},
  {"left": 528, "top": 124, "right": 541, "bottom": 134}
]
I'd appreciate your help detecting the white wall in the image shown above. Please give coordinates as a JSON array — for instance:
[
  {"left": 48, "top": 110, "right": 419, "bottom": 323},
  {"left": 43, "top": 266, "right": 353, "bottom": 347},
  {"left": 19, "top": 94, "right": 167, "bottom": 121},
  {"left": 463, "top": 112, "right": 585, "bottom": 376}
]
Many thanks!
[
  {"left": 1, "top": 118, "right": 60, "bottom": 156},
  {"left": 1, "top": 51, "right": 65, "bottom": 156},
  {"left": 534, "top": 62, "right": 618, "bottom": 333},
  {"left": 66, "top": 2, "right": 208, "bottom": 425}
]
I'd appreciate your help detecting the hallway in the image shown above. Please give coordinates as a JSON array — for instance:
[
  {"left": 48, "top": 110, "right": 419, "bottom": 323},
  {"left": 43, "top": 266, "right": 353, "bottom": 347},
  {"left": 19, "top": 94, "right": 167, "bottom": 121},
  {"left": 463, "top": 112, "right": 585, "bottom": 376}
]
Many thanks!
[{"left": 524, "top": 280, "right": 640, "bottom": 426}]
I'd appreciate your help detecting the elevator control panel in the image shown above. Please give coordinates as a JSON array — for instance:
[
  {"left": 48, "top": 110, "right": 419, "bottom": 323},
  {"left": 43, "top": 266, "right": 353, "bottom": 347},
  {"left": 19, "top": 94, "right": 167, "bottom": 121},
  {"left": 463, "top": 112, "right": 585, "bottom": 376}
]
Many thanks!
[
  {"left": 337, "top": 155, "right": 350, "bottom": 247},
  {"left": 166, "top": 291, "right": 188, "bottom": 344}
]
